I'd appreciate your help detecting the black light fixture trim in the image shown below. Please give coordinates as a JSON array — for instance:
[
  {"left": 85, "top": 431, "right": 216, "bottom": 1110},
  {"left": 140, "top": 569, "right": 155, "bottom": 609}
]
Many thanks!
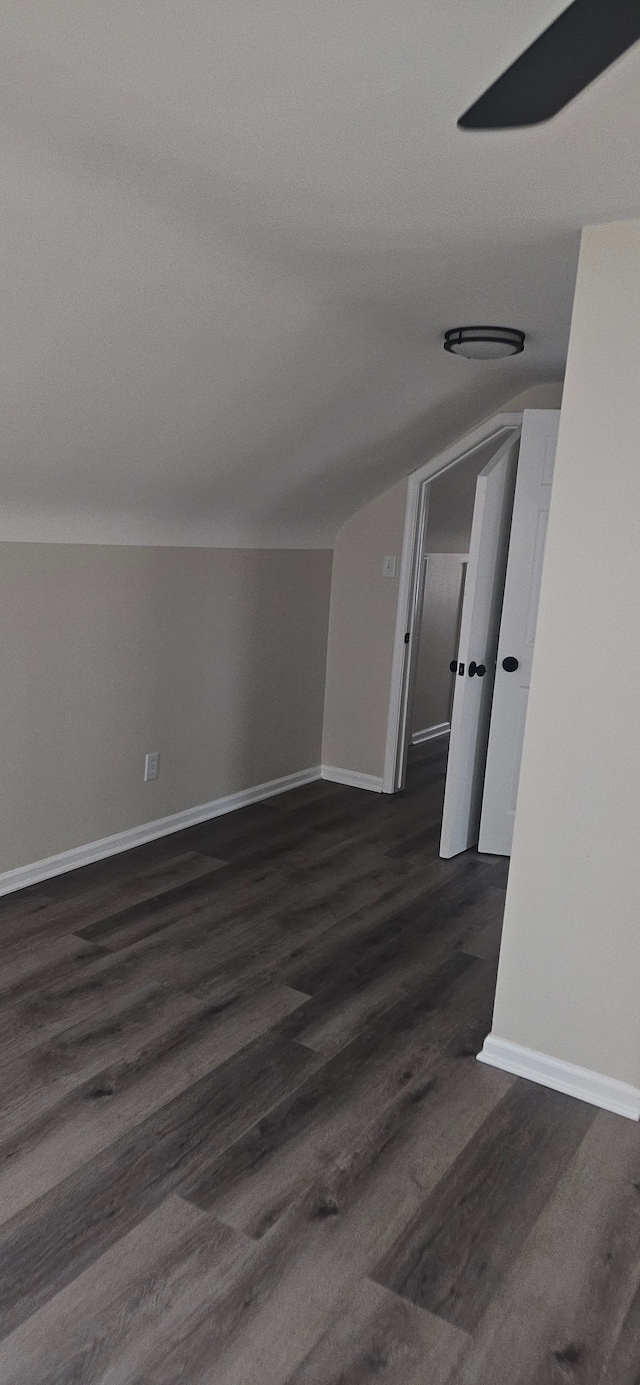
[{"left": 443, "top": 326, "right": 525, "bottom": 358}]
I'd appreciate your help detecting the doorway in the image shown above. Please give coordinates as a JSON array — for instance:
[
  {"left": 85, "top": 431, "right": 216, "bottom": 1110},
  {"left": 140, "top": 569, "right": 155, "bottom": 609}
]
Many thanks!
[
  {"left": 384, "top": 415, "right": 521, "bottom": 795},
  {"left": 384, "top": 408, "right": 560, "bottom": 862}
]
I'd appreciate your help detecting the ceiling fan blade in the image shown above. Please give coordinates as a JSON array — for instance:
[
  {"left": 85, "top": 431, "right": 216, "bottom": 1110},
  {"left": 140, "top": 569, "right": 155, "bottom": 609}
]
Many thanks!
[{"left": 458, "top": 0, "right": 640, "bottom": 130}]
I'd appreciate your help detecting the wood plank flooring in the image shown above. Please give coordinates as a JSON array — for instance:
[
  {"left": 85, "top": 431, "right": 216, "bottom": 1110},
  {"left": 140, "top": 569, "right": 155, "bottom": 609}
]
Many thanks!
[{"left": 0, "top": 741, "right": 638, "bottom": 1382}]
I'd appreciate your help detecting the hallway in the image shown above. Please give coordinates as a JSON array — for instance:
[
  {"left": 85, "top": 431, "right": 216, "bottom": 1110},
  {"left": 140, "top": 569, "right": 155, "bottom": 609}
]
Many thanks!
[{"left": 0, "top": 742, "right": 638, "bottom": 1382}]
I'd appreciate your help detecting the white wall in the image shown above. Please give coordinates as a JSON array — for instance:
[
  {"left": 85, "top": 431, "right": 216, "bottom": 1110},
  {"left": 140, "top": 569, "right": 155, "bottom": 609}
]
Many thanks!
[
  {"left": 489, "top": 220, "right": 640, "bottom": 1089},
  {"left": 0, "top": 544, "right": 332, "bottom": 874}
]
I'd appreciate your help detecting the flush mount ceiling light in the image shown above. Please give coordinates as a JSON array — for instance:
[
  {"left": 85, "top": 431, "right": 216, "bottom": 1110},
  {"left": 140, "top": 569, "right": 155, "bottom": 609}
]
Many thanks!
[{"left": 444, "top": 326, "right": 525, "bottom": 360}]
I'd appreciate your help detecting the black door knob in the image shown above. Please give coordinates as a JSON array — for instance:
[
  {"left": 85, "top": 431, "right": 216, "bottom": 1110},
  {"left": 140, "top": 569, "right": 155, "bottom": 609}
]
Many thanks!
[
  {"left": 468, "top": 661, "right": 486, "bottom": 678},
  {"left": 502, "top": 656, "right": 519, "bottom": 672},
  {"left": 450, "top": 660, "right": 458, "bottom": 673}
]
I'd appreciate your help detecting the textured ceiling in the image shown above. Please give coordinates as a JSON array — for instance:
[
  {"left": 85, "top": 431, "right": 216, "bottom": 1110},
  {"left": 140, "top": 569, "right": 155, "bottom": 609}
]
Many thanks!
[{"left": 1, "top": 2, "right": 639, "bottom": 545}]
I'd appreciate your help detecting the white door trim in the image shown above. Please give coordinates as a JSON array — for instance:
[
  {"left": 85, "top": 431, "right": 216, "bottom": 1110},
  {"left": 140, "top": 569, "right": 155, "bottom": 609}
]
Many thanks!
[
  {"left": 478, "top": 410, "right": 560, "bottom": 856},
  {"left": 320, "top": 765, "right": 384, "bottom": 792},
  {"left": 411, "top": 722, "right": 450, "bottom": 745},
  {"left": 382, "top": 413, "right": 522, "bottom": 793},
  {"left": 439, "top": 435, "right": 520, "bottom": 857}
]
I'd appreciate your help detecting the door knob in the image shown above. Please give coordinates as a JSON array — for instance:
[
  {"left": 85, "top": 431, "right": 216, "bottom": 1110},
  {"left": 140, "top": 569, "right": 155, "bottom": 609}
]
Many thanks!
[
  {"left": 468, "top": 661, "right": 486, "bottom": 678},
  {"left": 502, "top": 656, "right": 519, "bottom": 672},
  {"left": 449, "top": 660, "right": 458, "bottom": 673}
]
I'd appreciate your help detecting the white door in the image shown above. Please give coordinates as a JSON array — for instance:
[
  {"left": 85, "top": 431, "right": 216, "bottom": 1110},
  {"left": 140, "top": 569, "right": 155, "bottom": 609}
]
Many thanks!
[
  {"left": 440, "top": 435, "right": 520, "bottom": 858},
  {"left": 478, "top": 410, "right": 560, "bottom": 856}
]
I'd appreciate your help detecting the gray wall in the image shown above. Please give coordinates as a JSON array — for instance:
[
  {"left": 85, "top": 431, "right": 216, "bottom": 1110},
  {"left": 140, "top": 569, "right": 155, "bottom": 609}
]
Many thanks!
[
  {"left": 321, "top": 478, "right": 408, "bottom": 779},
  {"left": 424, "top": 437, "right": 506, "bottom": 553},
  {"left": 411, "top": 554, "right": 465, "bottom": 736},
  {"left": 0, "top": 544, "right": 332, "bottom": 874}
]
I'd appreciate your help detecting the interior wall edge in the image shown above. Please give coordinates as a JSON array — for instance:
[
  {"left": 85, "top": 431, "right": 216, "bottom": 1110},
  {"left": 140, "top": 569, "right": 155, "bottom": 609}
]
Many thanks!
[
  {"left": 489, "top": 220, "right": 640, "bottom": 1091},
  {"left": 0, "top": 517, "right": 336, "bottom": 550}
]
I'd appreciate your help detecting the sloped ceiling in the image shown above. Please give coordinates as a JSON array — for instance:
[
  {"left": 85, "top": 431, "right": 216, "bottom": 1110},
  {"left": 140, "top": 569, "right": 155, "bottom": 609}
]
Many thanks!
[{"left": 1, "top": 2, "right": 639, "bottom": 546}]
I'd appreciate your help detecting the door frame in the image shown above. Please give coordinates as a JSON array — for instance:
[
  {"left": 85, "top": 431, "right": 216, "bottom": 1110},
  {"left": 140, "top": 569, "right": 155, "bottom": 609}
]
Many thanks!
[
  {"left": 382, "top": 412, "right": 522, "bottom": 793},
  {"left": 478, "top": 409, "right": 561, "bottom": 855}
]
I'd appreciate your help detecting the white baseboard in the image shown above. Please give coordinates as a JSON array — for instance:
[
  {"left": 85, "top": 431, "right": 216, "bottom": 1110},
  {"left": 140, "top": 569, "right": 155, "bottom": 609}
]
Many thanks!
[
  {"left": 478, "top": 1033, "right": 640, "bottom": 1122},
  {"left": 0, "top": 766, "right": 322, "bottom": 899},
  {"left": 411, "top": 723, "right": 450, "bottom": 746},
  {"left": 320, "top": 765, "right": 384, "bottom": 793}
]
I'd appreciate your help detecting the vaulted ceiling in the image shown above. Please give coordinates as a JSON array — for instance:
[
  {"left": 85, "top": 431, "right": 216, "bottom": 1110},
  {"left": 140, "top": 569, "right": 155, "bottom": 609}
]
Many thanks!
[{"left": 2, "top": 3, "right": 639, "bottom": 545}]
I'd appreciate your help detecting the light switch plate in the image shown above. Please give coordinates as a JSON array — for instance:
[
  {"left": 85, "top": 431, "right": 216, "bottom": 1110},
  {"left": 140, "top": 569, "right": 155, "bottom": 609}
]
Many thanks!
[
  {"left": 382, "top": 555, "right": 397, "bottom": 578},
  {"left": 144, "top": 751, "right": 160, "bottom": 782}
]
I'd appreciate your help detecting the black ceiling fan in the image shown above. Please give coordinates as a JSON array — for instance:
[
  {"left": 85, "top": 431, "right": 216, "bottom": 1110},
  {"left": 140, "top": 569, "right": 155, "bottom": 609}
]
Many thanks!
[{"left": 458, "top": 0, "right": 640, "bottom": 130}]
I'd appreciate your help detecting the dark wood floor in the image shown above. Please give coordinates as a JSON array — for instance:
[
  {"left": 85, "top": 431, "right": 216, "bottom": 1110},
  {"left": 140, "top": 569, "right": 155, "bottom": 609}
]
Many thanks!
[{"left": 1, "top": 741, "right": 639, "bottom": 1383}]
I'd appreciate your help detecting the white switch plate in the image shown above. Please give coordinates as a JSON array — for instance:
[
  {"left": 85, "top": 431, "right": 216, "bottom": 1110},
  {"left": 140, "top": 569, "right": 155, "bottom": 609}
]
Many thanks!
[
  {"left": 144, "top": 751, "right": 160, "bottom": 782},
  {"left": 382, "top": 555, "right": 397, "bottom": 578}
]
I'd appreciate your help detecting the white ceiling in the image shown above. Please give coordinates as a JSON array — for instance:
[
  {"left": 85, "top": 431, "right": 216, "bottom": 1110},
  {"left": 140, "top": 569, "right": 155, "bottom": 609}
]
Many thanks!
[{"left": 2, "top": 1, "right": 639, "bottom": 546}]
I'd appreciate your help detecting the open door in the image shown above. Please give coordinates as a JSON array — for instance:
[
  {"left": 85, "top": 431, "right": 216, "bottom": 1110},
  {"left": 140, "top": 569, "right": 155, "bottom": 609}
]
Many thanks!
[
  {"left": 478, "top": 410, "right": 560, "bottom": 855},
  {"left": 440, "top": 434, "right": 519, "bottom": 858}
]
